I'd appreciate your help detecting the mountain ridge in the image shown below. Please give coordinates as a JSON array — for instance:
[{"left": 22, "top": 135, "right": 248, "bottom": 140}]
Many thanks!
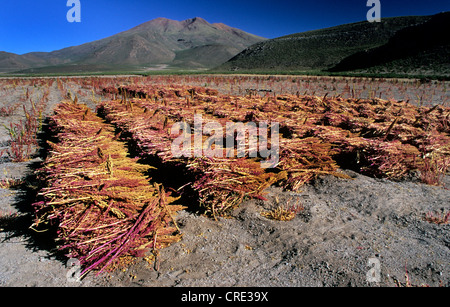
[
  {"left": 3, "top": 13, "right": 448, "bottom": 76},
  {"left": 329, "top": 12, "right": 450, "bottom": 75},
  {"left": 215, "top": 13, "right": 448, "bottom": 77},
  {"left": 0, "top": 17, "right": 266, "bottom": 73}
]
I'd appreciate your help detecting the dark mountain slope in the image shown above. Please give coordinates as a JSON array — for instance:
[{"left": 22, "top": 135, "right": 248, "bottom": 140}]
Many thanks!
[
  {"left": 329, "top": 12, "right": 450, "bottom": 75},
  {"left": 215, "top": 15, "right": 433, "bottom": 72}
]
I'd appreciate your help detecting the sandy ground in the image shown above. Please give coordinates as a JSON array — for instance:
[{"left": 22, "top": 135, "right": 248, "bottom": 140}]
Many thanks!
[{"left": 0, "top": 76, "right": 448, "bottom": 287}]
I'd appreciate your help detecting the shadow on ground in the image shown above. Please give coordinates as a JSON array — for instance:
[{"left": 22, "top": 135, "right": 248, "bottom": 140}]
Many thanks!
[{"left": 0, "top": 122, "right": 67, "bottom": 264}]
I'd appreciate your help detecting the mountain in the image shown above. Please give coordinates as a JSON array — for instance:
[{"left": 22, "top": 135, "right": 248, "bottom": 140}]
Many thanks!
[
  {"left": 215, "top": 15, "right": 440, "bottom": 74},
  {"left": 329, "top": 12, "right": 450, "bottom": 76},
  {"left": 0, "top": 17, "right": 266, "bottom": 73},
  {"left": 0, "top": 51, "right": 53, "bottom": 72}
]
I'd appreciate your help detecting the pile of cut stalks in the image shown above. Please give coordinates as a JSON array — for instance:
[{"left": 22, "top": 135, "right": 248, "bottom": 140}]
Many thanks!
[
  {"left": 32, "top": 101, "right": 183, "bottom": 276},
  {"left": 102, "top": 85, "right": 449, "bottom": 193},
  {"left": 31, "top": 84, "right": 449, "bottom": 276}
]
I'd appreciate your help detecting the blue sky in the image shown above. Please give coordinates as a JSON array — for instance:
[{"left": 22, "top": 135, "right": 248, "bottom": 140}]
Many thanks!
[{"left": 1, "top": 0, "right": 449, "bottom": 54}]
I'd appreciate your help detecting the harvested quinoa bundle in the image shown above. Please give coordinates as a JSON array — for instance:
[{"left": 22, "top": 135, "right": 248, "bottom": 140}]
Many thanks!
[{"left": 32, "top": 101, "right": 183, "bottom": 276}]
